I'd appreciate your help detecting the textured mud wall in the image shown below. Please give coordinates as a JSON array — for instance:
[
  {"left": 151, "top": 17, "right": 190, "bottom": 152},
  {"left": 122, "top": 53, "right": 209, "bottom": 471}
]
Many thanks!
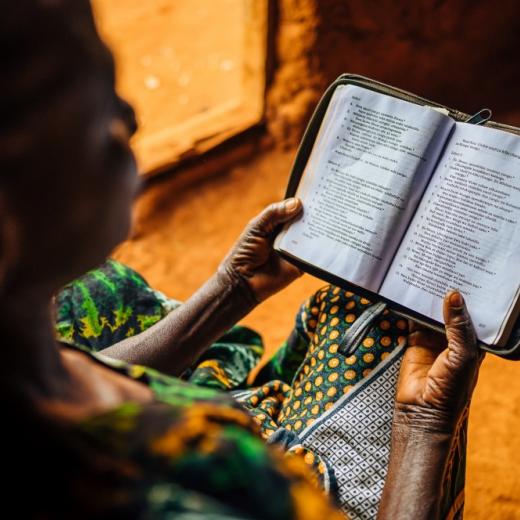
[{"left": 267, "top": 0, "right": 520, "bottom": 145}]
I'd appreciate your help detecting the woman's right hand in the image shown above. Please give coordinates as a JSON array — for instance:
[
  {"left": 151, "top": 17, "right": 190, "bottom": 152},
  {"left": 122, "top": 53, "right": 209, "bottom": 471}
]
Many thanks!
[
  {"left": 378, "top": 291, "right": 485, "bottom": 520},
  {"left": 395, "top": 290, "right": 484, "bottom": 431}
]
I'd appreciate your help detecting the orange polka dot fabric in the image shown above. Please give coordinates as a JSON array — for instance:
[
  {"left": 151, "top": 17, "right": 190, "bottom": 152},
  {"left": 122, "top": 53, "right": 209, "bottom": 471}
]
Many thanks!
[
  {"left": 245, "top": 286, "right": 407, "bottom": 435},
  {"left": 238, "top": 285, "right": 408, "bottom": 492},
  {"left": 275, "top": 285, "right": 407, "bottom": 436}
]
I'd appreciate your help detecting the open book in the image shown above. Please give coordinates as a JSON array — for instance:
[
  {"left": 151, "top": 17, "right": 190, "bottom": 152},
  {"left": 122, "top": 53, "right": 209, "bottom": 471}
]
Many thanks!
[{"left": 275, "top": 81, "right": 520, "bottom": 346}]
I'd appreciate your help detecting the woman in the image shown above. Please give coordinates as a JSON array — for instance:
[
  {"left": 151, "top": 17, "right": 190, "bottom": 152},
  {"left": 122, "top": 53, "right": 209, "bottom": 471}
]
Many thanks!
[{"left": 1, "top": 1, "right": 482, "bottom": 518}]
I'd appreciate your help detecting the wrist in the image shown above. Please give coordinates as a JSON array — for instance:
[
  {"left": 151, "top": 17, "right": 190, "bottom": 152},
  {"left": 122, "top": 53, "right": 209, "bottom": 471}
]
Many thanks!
[
  {"left": 392, "top": 402, "right": 459, "bottom": 437},
  {"left": 216, "top": 263, "right": 258, "bottom": 310},
  {"left": 378, "top": 405, "right": 456, "bottom": 520}
]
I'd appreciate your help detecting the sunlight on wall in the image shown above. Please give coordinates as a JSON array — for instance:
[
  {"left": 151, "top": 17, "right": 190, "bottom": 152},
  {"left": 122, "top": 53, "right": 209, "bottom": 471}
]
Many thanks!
[{"left": 92, "top": 0, "right": 267, "bottom": 175}]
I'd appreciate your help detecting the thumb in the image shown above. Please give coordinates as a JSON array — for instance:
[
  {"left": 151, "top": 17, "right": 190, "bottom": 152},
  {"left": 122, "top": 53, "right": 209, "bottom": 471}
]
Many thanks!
[
  {"left": 443, "top": 290, "right": 479, "bottom": 369},
  {"left": 251, "top": 198, "right": 303, "bottom": 235}
]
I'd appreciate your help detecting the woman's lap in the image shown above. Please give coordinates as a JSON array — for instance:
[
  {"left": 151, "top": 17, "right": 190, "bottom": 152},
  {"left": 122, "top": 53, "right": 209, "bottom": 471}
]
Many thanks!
[{"left": 53, "top": 259, "right": 466, "bottom": 519}]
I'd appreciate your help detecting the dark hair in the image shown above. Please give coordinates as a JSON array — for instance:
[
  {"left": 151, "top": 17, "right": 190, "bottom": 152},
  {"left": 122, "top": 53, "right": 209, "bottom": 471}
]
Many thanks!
[
  {"left": 0, "top": 0, "right": 115, "bottom": 174},
  {"left": 1, "top": 1, "right": 113, "bottom": 123}
]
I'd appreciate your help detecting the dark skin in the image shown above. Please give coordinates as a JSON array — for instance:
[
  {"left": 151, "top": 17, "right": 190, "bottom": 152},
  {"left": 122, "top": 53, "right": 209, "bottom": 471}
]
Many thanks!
[
  {"left": 378, "top": 291, "right": 484, "bottom": 519},
  {"left": 100, "top": 198, "right": 305, "bottom": 375},
  {"left": 1, "top": 2, "right": 483, "bottom": 517}
]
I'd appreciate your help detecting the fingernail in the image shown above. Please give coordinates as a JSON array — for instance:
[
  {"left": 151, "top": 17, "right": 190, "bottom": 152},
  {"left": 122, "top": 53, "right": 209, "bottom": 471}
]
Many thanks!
[
  {"left": 284, "top": 198, "right": 299, "bottom": 211},
  {"left": 449, "top": 290, "right": 463, "bottom": 307}
]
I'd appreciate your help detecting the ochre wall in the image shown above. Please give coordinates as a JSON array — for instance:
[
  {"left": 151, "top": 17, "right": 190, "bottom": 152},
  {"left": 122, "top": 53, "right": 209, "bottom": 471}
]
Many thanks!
[{"left": 267, "top": 0, "right": 520, "bottom": 144}]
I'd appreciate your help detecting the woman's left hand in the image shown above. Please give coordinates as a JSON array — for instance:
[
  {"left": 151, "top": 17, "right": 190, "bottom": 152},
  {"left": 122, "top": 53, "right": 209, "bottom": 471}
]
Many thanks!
[
  {"left": 219, "top": 198, "right": 304, "bottom": 302},
  {"left": 396, "top": 290, "right": 484, "bottom": 430}
]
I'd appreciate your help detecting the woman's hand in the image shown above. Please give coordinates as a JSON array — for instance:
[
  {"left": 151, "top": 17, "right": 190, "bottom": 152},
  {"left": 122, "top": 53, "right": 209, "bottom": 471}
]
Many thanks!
[
  {"left": 219, "top": 198, "right": 304, "bottom": 302},
  {"left": 378, "top": 291, "right": 485, "bottom": 519},
  {"left": 102, "top": 198, "right": 303, "bottom": 374},
  {"left": 396, "top": 290, "right": 484, "bottom": 430}
]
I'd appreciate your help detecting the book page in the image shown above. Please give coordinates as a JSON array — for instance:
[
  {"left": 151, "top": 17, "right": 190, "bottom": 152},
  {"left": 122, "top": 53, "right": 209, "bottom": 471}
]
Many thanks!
[
  {"left": 381, "top": 123, "right": 520, "bottom": 344},
  {"left": 275, "top": 84, "right": 454, "bottom": 291}
]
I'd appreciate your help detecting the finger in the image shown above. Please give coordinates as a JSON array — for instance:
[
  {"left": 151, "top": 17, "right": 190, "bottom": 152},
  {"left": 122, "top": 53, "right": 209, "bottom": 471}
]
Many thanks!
[
  {"left": 278, "top": 257, "right": 304, "bottom": 278},
  {"left": 250, "top": 198, "right": 303, "bottom": 236},
  {"left": 401, "top": 330, "right": 445, "bottom": 386},
  {"left": 407, "top": 328, "right": 446, "bottom": 352},
  {"left": 261, "top": 253, "right": 303, "bottom": 280},
  {"left": 443, "top": 290, "right": 479, "bottom": 368}
]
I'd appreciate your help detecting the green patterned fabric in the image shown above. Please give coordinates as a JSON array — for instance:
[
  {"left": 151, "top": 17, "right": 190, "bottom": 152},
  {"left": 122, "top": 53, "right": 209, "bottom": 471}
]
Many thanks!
[
  {"left": 53, "top": 260, "right": 338, "bottom": 492},
  {"left": 55, "top": 259, "right": 179, "bottom": 351},
  {"left": 52, "top": 259, "right": 466, "bottom": 519},
  {"left": 27, "top": 362, "right": 343, "bottom": 519},
  {"left": 185, "top": 326, "right": 264, "bottom": 390},
  {"left": 54, "top": 259, "right": 263, "bottom": 392},
  {"left": 254, "top": 326, "right": 310, "bottom": 385},
  {"left": 73, "top": 398, "right": 329, "bottom": 519},
  {"left": 49, "top": 259, "right": 343, "bottom": 519}
]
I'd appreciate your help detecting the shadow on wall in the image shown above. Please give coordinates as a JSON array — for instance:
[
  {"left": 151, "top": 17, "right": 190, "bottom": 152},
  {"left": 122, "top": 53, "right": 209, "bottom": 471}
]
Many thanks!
[{"left": 267, "top": 0, "right": 520, "bottom": 144}]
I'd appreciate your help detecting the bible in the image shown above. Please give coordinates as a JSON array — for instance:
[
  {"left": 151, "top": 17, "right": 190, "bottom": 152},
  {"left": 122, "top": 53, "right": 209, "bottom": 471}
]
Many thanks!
[{"left": 275, "top": 75, "right": 520, "bottom": 349}]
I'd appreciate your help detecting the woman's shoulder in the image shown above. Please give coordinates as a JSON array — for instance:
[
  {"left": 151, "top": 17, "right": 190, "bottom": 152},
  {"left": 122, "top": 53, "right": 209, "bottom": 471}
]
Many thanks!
[
  {"left": 80, "top": 399, "right": 345, "bottom": 519},
  {"left": 6, "top": 337, "right": 344, "bottom": 518},
  {"left": 8, "top": 396, "right": 344, "bottom": 519}
]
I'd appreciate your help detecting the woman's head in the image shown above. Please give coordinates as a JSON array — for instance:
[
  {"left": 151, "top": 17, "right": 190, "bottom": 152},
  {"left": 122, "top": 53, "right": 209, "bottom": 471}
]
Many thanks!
[{"left": 0, "top": 0, "right": 139, "bottom": 297}]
